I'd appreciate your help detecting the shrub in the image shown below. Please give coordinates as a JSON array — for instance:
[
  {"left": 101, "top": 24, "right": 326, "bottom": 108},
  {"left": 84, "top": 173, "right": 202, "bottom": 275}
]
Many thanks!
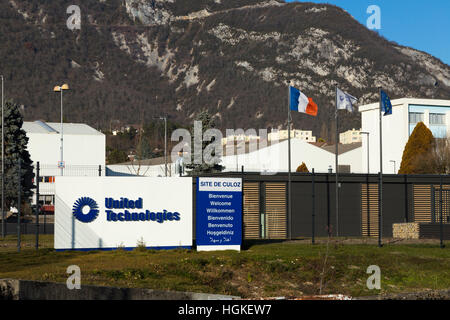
[
  {"left": 296, "top": 162, "right": 309, "bottom": 173},
  {"left": 398, "top": 122, "right": 434, "bottom": 174}
]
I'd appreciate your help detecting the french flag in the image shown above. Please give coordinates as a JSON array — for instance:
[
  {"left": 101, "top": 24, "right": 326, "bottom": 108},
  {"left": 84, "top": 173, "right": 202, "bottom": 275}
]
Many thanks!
[{"left": 289, "top": 86, "right": 318, "bottom": 117}]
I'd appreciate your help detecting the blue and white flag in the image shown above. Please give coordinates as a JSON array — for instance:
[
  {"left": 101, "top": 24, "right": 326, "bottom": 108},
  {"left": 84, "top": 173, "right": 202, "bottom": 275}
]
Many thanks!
[
  {"left": 380, "top": 90, "right": 392, "bottom": 116},
  {"left": 336, "top": 88, "right": 358, "bottom": 112}
]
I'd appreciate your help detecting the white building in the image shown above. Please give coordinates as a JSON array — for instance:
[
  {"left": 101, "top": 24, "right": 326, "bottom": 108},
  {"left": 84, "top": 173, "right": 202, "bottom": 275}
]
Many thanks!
[
  {"left": 268, "top": 129, "right": 317, "bottom": 143},
  {"left": 220, "top": 139, "right": 361, "bottom": 173},
  {"left": 23, "top": 121, "right": 106, "bottom": 207},
  {"left": 340, "top": 129, "right": 362, "bottom": 144},
  {"left": 108, "top": 139, "right": 362, "bottom": 176},
  {"left": 359, "top": 98, "right": 450, "bottom": 174},
  {"left": 221, "top": 134, "right": 260, "bottom": 146}
]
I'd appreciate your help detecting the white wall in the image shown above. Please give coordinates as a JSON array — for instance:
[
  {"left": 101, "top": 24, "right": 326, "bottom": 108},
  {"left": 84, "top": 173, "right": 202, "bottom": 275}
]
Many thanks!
[
  {"left": 361, "top": 101, "right": 409, "bottom": 174},
  {"left": 27, "top": 133, "right": 105, "bottom": 167},
  {"left": 340, "top": 147, "right": 363, "bottom": 173}
]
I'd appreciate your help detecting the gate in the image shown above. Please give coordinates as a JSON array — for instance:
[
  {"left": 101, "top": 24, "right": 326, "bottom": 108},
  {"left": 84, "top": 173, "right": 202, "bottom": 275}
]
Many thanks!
[
  {"left": 243, "top": 182, "right": 287, "bottom": 239},
  {"left": 361, "top": 183, "right": 379, "bottom": 237},
  {"left": 264, "top": 182, "right": 287, "bottom": 239},
  {"left": 432, "top": 185, "right": 450, "bottom": 223}
]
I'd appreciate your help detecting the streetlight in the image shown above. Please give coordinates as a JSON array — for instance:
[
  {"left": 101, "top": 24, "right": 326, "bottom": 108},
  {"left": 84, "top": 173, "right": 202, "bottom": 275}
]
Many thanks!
[
  {"left": 390, "top": 160, "right": 396, "bottom": 174},
  {"left": 53, "top": 84, "right": 69, "bottom": 176},
  {"left": 360, "top": 132, "right": 370, "bottom": 174},
  {"left": 154, "top": 116, "right": 167, "bottom": 177}
]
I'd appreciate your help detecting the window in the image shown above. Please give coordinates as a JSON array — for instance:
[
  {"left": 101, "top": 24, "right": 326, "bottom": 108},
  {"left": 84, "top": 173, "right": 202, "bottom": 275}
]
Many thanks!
[
  {"left": 39, "top": 195, "right": 54, "bottom": 205},
  {"left": 430, "top": 113, "right": 445, "bottom": 125},
  {"left": 409, "top": 112, "right": 424, "bottom": 123}
]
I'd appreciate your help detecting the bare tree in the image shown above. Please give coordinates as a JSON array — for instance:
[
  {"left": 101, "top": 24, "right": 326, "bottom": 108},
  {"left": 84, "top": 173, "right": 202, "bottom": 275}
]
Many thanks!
[
  {"left": 127, "top": 125, "right": 151, "bottom": 176},
  {"left": 413, "top": 137, "right": 450, "bottom": 174}
]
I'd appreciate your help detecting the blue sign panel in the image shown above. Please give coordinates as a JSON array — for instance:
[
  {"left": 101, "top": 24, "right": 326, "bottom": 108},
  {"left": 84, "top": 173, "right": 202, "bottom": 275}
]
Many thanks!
[{"left": 196, "top": 177, "right": 242, "bottom": 251}]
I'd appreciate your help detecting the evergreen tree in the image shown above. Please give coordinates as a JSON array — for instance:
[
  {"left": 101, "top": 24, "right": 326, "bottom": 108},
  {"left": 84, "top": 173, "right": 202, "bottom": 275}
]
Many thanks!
[
  {"left": 186, "top": 111, "right": 224, "bottom": 175},
  {"left": 398, "top": 122, "right": 434, "bottom": 174},
  {"left": 107, "top": 148, "right": 128, "bottom": 164},
  {"left": 135, "top": 134, "right": 153, "bottom": 160},
  {"left": 296, "top": 162, "right": 309, "bottom": 173},
  {"left": 2, "top": 100, "right": 34, "bottom": 210}
]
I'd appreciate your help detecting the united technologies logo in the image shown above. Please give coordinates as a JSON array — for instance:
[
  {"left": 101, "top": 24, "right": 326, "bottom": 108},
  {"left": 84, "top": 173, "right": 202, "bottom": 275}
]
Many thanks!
[{"left": 73, "top": 197, "right": 99, "bottom": 223}]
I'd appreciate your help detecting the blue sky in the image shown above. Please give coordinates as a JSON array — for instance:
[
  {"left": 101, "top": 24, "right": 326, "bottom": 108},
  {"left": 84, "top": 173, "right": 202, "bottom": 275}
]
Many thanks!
[{"left": 285, "top": 0, "right": 450, "bottom": 65}]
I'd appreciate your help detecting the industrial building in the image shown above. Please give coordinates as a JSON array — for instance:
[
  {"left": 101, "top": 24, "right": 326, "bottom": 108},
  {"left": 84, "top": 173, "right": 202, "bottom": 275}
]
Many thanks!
[
  {"left": 23, "top": 120, "right": 105, "bottom": 209},
  {"left": 359, "top": 98, "right": 450, "bottom": 174}
]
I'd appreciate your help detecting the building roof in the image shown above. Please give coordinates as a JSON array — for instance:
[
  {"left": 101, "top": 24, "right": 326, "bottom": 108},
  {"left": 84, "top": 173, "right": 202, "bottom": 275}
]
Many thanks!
[
  {"left": 221, "top": 139, "right": 361, "bottom": 157},
  {"left": 319, "top": 142, "right": 362, "bottom": 155},
  {"left": 359, "top": 98, "right": 450, "bottom": 112},
  {"left": 116, "top": 139, "right": 362, "bottom": 166},
  {"left": 23, "top": 121, "right": 104, "bottom": 136}
]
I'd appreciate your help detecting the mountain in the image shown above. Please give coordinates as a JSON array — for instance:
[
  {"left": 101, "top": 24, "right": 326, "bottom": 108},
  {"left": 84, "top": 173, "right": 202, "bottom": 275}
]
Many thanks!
[{"left": 1, "top": 0, "right": 449, "bottom": 142}]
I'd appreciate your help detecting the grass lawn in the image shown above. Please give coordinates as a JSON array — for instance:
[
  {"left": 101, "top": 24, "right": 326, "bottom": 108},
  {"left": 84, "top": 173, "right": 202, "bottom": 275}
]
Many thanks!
[{"left": 0, "top": 235, "right": 449, "bottom": 298}]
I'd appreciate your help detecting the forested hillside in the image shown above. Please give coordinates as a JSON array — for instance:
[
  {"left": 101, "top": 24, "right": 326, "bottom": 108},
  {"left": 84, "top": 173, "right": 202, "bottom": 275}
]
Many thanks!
[{"left": 1, "top": 0, "right": 449, "bottom": 143}]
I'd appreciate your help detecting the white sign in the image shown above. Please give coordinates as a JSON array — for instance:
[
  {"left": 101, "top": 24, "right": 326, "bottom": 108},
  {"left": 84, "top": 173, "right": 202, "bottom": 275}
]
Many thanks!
[
  {"left": 55, "top": 177, "right": 193, "bottom": 250},
  {"left": 198, "top": 177, "right": 242, "bottom": 192}
]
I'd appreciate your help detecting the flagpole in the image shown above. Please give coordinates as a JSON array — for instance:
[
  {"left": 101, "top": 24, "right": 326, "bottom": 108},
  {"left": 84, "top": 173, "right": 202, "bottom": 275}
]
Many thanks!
[
  {"left": 335, "top": 86, "right": 339, "bottom": 238},
  {"left": 378, "top": 87, "right": 383, "bottom": 248},
  {"left": 287, "top": 84, "right": 292, "bottom": 240}
]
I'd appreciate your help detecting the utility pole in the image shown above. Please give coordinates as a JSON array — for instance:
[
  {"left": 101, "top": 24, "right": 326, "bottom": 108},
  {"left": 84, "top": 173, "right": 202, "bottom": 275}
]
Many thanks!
[
  {"left": 60, "top": 89, "right": 63, "bottom": 176},
  {"left": 164, "top": 116, "right": 167, "bottom": 177},
  {"left": 378, "top": 87, "right": 383, "bottom": 248},
  {"left": 287, "top": 85, "right": 292, "bottom": 240},
  {"left": 1, "top": 75, "right": 4, "bottom": 239},
  {"left": 35, "top": 162, "right": 40, "bottom": 250},
  {"left": 17, "top": 158, "right": 21, "bottom": 252},
  {"left": 54, "top": 84, "right": 69, "bottom": 176},
  {"left": 335, "top": 86, "right": 339, "bottom": 237},
  {"left": 154, "top": 116, "right": 168, "bottom": 177}
]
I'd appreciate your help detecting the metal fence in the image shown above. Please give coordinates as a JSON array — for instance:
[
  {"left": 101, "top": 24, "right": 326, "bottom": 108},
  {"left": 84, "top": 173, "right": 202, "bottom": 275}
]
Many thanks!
[
  {"left": 0, "top": 162, "right": 105, "bottom": 251},
  {"left": 200, "top": 170, "right": 449, "bottom": 247},
  {"left": 2, "top": 164, "right": 448, "bottom": 251},
  {"left": 37, "top": 163, "right": 105, "bottom": 198},
  {"left": 106, "top": 163, "right": 176, "bottom": 177}
]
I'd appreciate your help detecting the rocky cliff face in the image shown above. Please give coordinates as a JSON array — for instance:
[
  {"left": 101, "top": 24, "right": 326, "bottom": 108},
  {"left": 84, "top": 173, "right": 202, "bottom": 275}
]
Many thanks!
[{"left": 2, "top": 0, "right": 449, "bottom": 140}]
